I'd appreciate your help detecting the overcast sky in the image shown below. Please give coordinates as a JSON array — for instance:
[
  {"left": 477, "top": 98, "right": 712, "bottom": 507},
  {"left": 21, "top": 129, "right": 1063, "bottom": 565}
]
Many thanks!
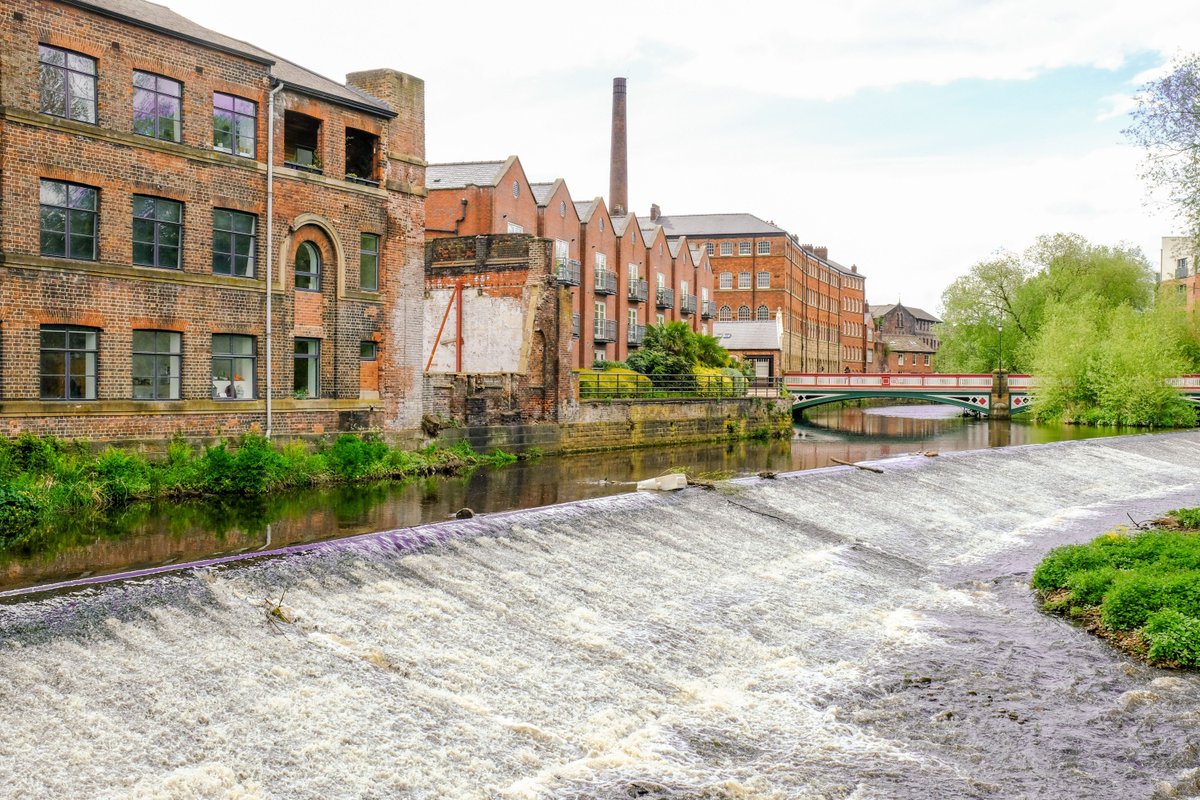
[{"left": 167, "top": 0, "right": 1200, "bottom": 312}]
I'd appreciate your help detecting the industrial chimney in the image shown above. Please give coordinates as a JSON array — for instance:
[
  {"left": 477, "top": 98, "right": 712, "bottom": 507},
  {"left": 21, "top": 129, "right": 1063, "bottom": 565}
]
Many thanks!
[{"left": 609, "top": 77, "right": 627, "bottom": 216}]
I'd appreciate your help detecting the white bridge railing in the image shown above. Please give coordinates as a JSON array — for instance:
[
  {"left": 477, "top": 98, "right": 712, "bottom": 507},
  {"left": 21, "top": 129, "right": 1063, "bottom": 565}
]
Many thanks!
[{"left": 784, "top": 373, "right": 1022, "bottom": 390}]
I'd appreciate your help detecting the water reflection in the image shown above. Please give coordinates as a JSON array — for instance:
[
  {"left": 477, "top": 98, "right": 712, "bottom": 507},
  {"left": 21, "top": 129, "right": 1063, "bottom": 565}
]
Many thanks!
[{"left": 0, "top": 404, "right": 1141, "bottom": 591}]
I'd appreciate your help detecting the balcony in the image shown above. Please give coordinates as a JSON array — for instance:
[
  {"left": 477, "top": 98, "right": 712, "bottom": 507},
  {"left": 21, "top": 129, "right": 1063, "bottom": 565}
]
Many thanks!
[
  {"left": 1177, "top": 264, "right": 1190, "bottom": 280},
  {"left": 701, "top": 300, "right": 716, "bottom": 319},
  {"left": 628, "top": 278, "right": 648, "bottom": 303},
  {"left": 655, "top": 287, "right": 675, "bottom": 309},
  {"left": 593, "top": 318, "right": 617, "bottom": 342},
  {"left": 680, "top": 294, "right": 698, "bottom": 316},
  {"left": 627, "top": 324, "right": 646, "bottom": 347},
  {"left": 594, "top": 270, "right": 617, "bottom": 295},
  {"left": 556, "top": 259, "right": 581, "bottom": 286},
  {"left": 572, "top": 313, "right": 580, "bottom": 338}
]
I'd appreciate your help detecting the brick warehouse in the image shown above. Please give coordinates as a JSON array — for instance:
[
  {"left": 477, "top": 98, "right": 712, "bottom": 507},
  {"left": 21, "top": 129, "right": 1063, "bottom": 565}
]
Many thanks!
[{"left": 0, "top": 0, "right": 427, "bottom": 439}]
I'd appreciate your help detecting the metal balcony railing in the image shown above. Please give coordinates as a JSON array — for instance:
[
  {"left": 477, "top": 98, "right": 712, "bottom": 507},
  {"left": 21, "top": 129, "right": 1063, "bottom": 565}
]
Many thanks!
[
  {"left": 572, "top": 313, "right": 580, "bottom": 338},
  {"left": 655, "top": 287, "right": 675, "bottom": 309},
  {"left": 701, "top": 300, "right": 716, "bottom": 319},
  {"left": 578, "top": 371, "right": 782, "bottom": 400},
  {"left": 593, "top": 318, "right": 617, "bottom": 342},
  {"left": 1176, "top": 264, "right": 1190, "bottom": 280},
  {"left": 680, "top": 294, "right": 698, "bottom": 315},
  {"left": 594, "top": 270, "right": 618, "bottom": 295},
  {"left": 627, "top": 324, "right": 646, "bottom": 346},
  {"left": 628, "top": 279, "right": 648, "bottom": 303},
  {"left": 556, "top": 259, "right": 581, "bottom": 286}
]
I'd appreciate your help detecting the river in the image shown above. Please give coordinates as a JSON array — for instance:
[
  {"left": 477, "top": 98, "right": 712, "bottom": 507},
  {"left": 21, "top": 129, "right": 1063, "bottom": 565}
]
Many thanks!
[
  {"left": 0, "top": 405, "right": 1143, "bottom": 593},
  {"left": 0, "top": 429, "right": 1197, "bottom": 798}
]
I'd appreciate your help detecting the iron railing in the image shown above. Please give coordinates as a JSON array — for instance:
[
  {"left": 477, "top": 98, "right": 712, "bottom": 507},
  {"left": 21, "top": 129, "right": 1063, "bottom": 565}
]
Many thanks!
[
  {"left": 680, "top": 294, "right": 698, "bottom": 315},
  {"left": 628, "top": 278, "right": 648, "bottom": 303},
  {"left": 701, "top": 300, "right": 716, "bottom": 319},
  {"left": 556, "top": 259, "right": 581, "bottom": 286},
  {"left": 594, "top": 270, "right": 618, "bottom": 295},
  {"left": 593, "top": 318, "right": 617, "bottom": 342},
  {"left": 627, "top": 324, "right": 646, "bottom": 346},
  {"left": 655, "top": 287, "right": 675, "bottom": 309},
  {"left": 578, "top": 371, "right": 782, "bottom": 400},
  {"left": 1176, "top": 263, "right": 1190, "bottom": 280}
]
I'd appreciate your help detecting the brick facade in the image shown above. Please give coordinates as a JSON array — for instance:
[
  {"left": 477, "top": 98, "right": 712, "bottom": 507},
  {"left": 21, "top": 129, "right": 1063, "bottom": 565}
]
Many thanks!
[{"left": 0, "top": 0, "right": 425, "bottom": 440}]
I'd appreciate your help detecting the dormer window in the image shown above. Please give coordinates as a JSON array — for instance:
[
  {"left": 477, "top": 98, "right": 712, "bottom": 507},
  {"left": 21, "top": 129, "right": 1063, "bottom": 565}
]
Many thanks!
[
  {"left": 284, "top": 111, "right": 321, "bottom": 172},
  {"left": 345, "top": 127, "right": 378, "bottom": 185}
]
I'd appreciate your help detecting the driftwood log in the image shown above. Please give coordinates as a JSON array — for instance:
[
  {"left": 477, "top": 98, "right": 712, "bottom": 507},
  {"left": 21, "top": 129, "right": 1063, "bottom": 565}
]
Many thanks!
[{"left": 830, "top": 458, "right": 884, "bottom": 474}]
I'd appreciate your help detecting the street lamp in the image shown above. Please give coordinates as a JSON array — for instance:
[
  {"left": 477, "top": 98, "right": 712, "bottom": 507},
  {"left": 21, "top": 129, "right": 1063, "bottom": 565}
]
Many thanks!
[{"left": 997, "top": 323, "right": 1004, "bottom": 373}]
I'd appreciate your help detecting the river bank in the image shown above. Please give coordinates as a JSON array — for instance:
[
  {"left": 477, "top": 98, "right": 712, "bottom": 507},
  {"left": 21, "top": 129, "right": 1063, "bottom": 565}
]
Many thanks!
[{"left": 1, "top": 432, "right": 1199, "bottom": 797}]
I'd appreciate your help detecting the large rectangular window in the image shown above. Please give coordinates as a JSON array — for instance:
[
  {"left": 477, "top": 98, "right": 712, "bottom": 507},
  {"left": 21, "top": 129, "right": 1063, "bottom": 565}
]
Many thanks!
[
  {"left": 40, "top": 326, "right": 97, "bottom": 400},
  {"left": 40, "top": 180, "right": 97, "bottom": 260},
  {"left": 757, "top": 240, "right": 771, "bottom": 255},
  {"left": 738, "top": 272, "right": 751, "bottom": 289},
  {"left": 757, "top": 271, "right": 770, "bottom": 288},
  {"left": 133, "top": 71, "right": 181, "bottom": 142},
  {"left": 212, "top": 209, "right": 256, "bottom": 277},
  {"left": 739, "top": 242, "right": 752, "bottom": 256},
  {"left": 293, "top": 338, "right": 320, "bottom": 399},
  {"left": 132, "top": 330, "right": 181, "bottom": 400},
  {"left": 213, "top": 93, "right": 256, "bottom": 158},
  {"left": 719, "top": 272, "right": 732, "bottom": 289},
  {"left": 360, "top": 233, "right": 380, "bottom": 291},
  {"left": 212, "top": 334, "right": 255, "bottom": 400},
  {"left": 719, "top": 242, "right": 733, "bottom": 256},
  {"left": 39, "top": 45, "right": 96, "bottom": 123},
  {"left": 133, "top": 196, "right": 182, "bottom": 269}
]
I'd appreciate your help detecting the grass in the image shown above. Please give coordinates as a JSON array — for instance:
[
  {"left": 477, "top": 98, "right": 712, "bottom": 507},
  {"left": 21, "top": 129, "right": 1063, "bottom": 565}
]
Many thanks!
[
  {"left": 0, "top": 432, "right": 522, "bottom": 546},
  {"left": 1032, "top": 512, "right": 1200, "bottom": 668}
]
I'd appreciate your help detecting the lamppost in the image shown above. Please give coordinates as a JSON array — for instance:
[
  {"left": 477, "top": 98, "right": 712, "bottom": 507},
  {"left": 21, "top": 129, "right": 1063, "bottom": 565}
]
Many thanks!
[{"left": 997, "top": 323, "right": 1004, "bottom": 373}]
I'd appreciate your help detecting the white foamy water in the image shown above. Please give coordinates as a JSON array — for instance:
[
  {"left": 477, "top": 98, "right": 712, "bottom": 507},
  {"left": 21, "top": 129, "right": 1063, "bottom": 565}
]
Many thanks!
[{"left": 2, "top": 434, "right": 1200, "bottom": 799}]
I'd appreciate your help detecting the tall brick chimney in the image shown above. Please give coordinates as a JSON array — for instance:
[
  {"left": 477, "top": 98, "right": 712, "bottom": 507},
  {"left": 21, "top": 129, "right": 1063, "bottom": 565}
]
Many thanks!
[
  {"left": 609, "top": 77, "right": 627, "bottom": 216},
  {"left": 815, "top": 246, "right": 829, "bottom": 260}
]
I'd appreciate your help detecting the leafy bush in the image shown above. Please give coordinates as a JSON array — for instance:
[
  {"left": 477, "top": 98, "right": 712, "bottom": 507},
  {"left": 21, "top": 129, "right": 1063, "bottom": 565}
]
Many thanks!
[
  {"left": 1066, "top": 566, "right": 1119, "bottom": 607},
  {"left": 578, "top": 368, "right": 653, "bottom": 399},
  {"left": 0, "top": 482, "right": 43, "bottom": 543},
  {"left": 230, "top": 434, "right": 287, "bottom": 494},
  {"left": 198, "top": 442, "right": 237, "bottom": 495},
  {"left": 1145, "top": 609, "right": 1200, "bottom": 666},
  {"left": 1031, "top": 543, "right": 1110, "bottom": 592},
  {"left": 325, "top": 433, "right": 388, "bottom": 480},
  {"left": 93, "top": 447, "right": 152, "bottom": 504},
  {"left": 1169, "top": 507, "right": 1200, "bottom": 529},
  {"left": 9, "top": 433, "right": 64, "bottom": 474},
  {"left": 694, "top": 366, "right": 746, "bottom": 398}
]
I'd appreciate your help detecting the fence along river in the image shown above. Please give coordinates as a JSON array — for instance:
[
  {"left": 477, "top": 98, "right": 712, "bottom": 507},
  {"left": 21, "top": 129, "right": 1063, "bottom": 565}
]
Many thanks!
[{"left": 1, "top": 432, "right": 1199, "bottom": 798}]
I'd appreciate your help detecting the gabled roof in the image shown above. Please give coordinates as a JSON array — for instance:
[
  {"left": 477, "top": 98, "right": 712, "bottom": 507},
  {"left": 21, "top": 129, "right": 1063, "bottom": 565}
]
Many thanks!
[
  {"left": 611, "top": 214, "right": 636, "bottom": 237},
  {"left": 656, "top": 213, "right": 787, "bottom": 238},
  {"left": 668, "top": 239, "right": 683, "bottom": 259},
  {"left": 882, "top": 334, "right": 937, "bottom": 353},
  {"left": 530, "top": 181, "right": 558, "bottom": 206},
  {"left": 713, "top": 320, "right": 783, "bottom": 351},
  {"left": 426, "top": 159, "right": 511, "bottom": 190},
  {"left": 871, "top": 303, "right": 941, "bottom": 323},
  {"left": 575, "top": 197, "right": 610, "bottom": 226},
  {"left": 70, "top": 0, "right": 394, "bottom": 117}
]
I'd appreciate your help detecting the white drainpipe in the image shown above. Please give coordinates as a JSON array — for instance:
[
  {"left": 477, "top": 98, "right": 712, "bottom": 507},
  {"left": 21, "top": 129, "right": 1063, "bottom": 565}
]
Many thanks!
[{"left": 265, "top": 78, "right": 284, "bottom": 438}]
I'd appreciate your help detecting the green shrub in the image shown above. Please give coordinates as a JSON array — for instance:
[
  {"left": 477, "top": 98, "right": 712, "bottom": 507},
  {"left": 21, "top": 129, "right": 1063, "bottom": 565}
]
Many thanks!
[
  {"left": 10, "top": 433, "right": 64, "bottom": 474},
  {"left": 229, "top": 434, "right": 287, "bottom": 494},
  {"left": 1169, "top": 507, "right": 1200, "bottom": 529},
  {"left": 578, "top": 368, "right": 653, "bottom": 399},
  {"left": 1101, "top": 573, "right": 1168, "bottom": 630},
  {"left": 93, "top": 447, "right": 152, "bottom": 504},
  {"left": 325, "top": 433, "right": 388, "bottom": 480},
  {"left": 0, "top": 482, "right": 43, "bottom": 543},
  {"left": 198, "top": 442, "right": 237, "bottom": 495},
  {"left": 1031, "top": 543, "right": 1109, "bottom": 592},
  {"left": 1066, "top": 566, "right": 1119, "bottom": 607},
  {"left": 1145, "top": 609, "right": 1200, "bottom": 666}
]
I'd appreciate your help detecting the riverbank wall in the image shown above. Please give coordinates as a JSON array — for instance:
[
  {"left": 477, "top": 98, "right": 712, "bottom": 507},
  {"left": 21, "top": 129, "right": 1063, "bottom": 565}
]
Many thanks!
[{"left": 428, "top": 395, "right": 793, "bottom": 454}]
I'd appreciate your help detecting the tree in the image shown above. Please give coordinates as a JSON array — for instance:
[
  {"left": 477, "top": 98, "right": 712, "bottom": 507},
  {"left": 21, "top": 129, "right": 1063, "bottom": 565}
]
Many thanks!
[
  {"left": 936, "top": 234, "right": 1155, "bottom": 373},
  {"left": 1125, "top": 54, "right": 1200, "bottom": 247}
]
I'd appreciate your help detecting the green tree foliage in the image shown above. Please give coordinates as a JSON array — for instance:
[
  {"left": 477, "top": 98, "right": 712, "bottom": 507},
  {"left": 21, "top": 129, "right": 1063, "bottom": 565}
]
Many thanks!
[
  {"left": 937, "top": 234, "right": 1156, "bottom": 373},
  {"left": 626, "top": 321, "right": 731, "bottom": 377},
  {"left": 1124, "top": 53, "right": 1200, "bottom": 248}
]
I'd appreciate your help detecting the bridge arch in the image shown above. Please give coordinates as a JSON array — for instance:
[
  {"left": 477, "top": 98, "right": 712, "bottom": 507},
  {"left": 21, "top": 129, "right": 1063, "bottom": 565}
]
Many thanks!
[{"left": 789, "top": 391, "right": 1003, "bottom": 415}]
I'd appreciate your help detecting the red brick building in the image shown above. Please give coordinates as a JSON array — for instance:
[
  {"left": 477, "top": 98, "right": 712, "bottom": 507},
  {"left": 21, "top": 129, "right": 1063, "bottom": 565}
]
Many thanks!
[
  {"left": 0, "top": 0, "right": 426, "bottom": 440},
  {"left": 656, "top": 213, "right": 861, "bottom": 374},
  {"left": 425, "top": 157, "right": 538, "bottom": 239},
  {"left": 871, "top": 303, "right": 942, "bottom": 373}
]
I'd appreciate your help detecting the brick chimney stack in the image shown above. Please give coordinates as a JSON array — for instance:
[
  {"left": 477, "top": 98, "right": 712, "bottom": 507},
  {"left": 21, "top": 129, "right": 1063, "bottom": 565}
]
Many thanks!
[
  {"left": 609, "top": 77, "right": 628, "bottom": 216},
  {"left": 650, "top": 203, "right": 660, "bottom": 221},
  {"left": 815, "top": 246, "right": 829, "bottom": 260}
]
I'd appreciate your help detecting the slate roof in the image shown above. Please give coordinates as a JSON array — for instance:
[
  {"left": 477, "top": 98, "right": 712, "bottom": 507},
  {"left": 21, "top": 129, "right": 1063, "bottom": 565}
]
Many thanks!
[
  {"left": 712, "top": 320, "right": 783, "bottom": 351},
  {"left": 426, "top": 161, "right": 507, "bottom": 190},
  {"left": 656, "top": 213, "right": 787, "bottom": 238},
  {"left": 870, "top": 303, "right": 941, "bottom": 323},
  {"left": 70, "top": 0, "right": 393, "bottom": 116},
  {"left": 882, "top": 334, "right": 937, "bottom": 354},
  {"left": 530, "top": 182, "right": 556, "bottom": 206}
]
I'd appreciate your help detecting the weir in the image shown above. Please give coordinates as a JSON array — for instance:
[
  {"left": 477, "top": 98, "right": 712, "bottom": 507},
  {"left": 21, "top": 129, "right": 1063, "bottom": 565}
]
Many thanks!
[{"left": 2, "top": 434, "right": 1200, "bottom": 797}]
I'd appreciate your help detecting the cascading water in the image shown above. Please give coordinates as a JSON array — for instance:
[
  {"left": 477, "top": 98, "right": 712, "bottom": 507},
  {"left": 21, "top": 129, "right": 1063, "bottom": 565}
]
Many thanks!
[{"left": 2, "top": 433, "right": 1199, "bottom": 799}]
